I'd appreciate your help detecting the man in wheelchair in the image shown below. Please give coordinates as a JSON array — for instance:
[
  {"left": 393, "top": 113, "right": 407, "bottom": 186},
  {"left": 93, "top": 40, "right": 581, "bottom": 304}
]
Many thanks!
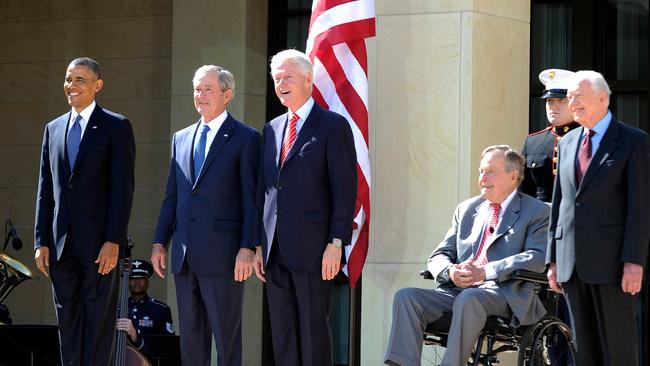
[{"left": 385, "top": 145, "right": 551, "bottom": 366}]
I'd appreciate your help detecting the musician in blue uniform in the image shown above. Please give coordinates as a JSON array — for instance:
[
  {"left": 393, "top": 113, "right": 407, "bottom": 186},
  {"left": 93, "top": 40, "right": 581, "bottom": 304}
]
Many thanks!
[
  {"left": 116, "top": 259, "right": 174, "bottom": 351},
  {"left": 520, "top": 69, "right": 580, "bottom": 202}
]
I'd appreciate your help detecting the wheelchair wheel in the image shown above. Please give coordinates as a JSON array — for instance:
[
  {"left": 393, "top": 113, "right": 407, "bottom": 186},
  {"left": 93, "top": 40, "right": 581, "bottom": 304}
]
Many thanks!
[
  {"left": 517, "top": 316, "right": 575, "bottom": 366},
  {"left": 422, "top": 344, "right": 445, "bottom": 365}
]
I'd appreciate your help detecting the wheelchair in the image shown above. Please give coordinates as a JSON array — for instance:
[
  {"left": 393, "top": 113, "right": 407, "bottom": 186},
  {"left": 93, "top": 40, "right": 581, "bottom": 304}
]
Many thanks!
[{"left": 420, "top": 269, "right": 575, "bottom": 366}]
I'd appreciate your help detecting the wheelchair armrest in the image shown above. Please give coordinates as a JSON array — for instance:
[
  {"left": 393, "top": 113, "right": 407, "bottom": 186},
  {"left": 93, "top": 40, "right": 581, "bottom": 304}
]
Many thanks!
[
  {"left": 421, "top": 269, "right": 548, "bottom": 284},
  {"left": 511, "top": 270, "right": 548, "bottom": 284},
  {"left": 420, "top": 270, "right": 434, "bottom": 280}
]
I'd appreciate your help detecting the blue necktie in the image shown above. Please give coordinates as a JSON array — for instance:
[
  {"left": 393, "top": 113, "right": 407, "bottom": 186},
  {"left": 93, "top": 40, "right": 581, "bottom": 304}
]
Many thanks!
[
  {"left": 193, "top": 124, "right": 210, "bottom": 182},
  {"left": 67, "top": 114, "right": 82, "bottom": 170}
]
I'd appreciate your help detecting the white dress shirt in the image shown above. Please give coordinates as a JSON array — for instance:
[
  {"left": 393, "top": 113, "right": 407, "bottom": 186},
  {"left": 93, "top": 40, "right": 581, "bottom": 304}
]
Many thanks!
[{"left": 194, "top": 110, "right": 228, "bottom": 159}]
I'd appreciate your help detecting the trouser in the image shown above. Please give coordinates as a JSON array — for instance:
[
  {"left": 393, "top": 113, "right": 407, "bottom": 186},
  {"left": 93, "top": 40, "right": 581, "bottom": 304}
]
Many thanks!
[
  {"left": 174, "top": 261, "right": 244, "bottom": 366},
  {"left": 384, "top": 283, "right": 510, "bottom": 366}
]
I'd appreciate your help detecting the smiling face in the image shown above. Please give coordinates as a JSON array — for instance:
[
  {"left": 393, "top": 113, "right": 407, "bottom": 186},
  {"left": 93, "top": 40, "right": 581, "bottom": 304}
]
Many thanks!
[
  {"left": 545, "top": 97, "right": 573, "bottom": 126},
  {"left": 272, "top": 59, "right": 312, "bottom": 113},
  {"left": 193, "top": 71, "right": 233, "bottom": 121},
  {"left": 64, "top": 64, "right": 103, "bottom": 112},
  {"left": 478, "top": 150, "right": 518, "bottom": 203},
  {"left": 567, "top": 79, "right": 609, "bottom": 129}
]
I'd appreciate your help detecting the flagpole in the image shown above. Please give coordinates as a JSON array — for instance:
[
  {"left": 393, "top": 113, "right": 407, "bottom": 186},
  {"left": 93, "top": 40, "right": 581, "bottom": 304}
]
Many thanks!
[{"left": 349, "top": 277, "right": 362, "bottom": 366}]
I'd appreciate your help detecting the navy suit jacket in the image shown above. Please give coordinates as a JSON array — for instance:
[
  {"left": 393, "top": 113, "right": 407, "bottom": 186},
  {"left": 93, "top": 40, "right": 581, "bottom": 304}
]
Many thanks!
[
  {"left": 34, "top": 105, "right": 136, "bottom": 264},
  {"left": 154, "top": 114, "right": 261, "bottom": 275},
  {"left": 255, "top": 103, "right": 357, "bottom": 272},
  {"left": 547, "top": 117, "right": 650, "bottom": 283}
]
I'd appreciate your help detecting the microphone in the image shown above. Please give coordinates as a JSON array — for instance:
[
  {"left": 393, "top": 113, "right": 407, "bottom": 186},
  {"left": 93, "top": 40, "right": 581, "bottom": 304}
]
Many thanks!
[{"left": 3, "top": 219, "right": 23, "bottom": 251}]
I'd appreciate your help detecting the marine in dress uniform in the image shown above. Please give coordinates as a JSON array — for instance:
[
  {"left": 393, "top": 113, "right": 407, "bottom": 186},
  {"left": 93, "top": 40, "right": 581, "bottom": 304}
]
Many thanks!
[{"left": 520, "top": 69, "right": 581, "bottom": 202}]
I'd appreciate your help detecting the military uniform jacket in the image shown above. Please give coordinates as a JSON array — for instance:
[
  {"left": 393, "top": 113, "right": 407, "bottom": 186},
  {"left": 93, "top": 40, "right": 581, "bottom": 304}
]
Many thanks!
[
  {"left": 128, "top": 295, "right": 174, "bottom": 337},
  {"left": 520, "top": 123, "right": 579, "bottom": 202}
]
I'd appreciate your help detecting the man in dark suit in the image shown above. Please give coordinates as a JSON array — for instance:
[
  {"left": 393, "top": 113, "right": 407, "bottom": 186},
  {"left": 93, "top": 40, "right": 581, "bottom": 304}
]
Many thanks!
[
  {"left": 385, "top": 146, "right": 549, "bottom": 366},
  {"left": 34, "top": 57, "right": 136, "bottom": 365},
  {"left": 151, "top": 65, "right": 260, "bottom": 366},
  {"left": 520, "top": 68, "right": 580, "bottom": 202},
  {"left": 252, "top": 49, "right": 357, "bottom": 366},
  {"left": 547, "top": 70, "right": 650, "bottom": 365}
]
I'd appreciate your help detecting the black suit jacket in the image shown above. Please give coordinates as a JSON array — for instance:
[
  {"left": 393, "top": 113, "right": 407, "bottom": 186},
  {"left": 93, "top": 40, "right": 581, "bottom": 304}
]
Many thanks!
[
  {"left": 547, "top": 116, "right": 650, "bottom": 284},
  {"left": 154, "top": 114, "right": 261, "bottom": 275},
  {"left": 255, "top": 103, "right": 357, "bottom": 271},
  {"left": 34, "top": 104, "right": 136, "bottom": 265}
]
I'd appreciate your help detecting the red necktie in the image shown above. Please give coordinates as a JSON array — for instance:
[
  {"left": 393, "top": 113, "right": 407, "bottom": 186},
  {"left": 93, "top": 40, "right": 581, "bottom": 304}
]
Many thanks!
[
  {"left": 576, "top": 129, "right": 595, "bottom": 184},
  {"left": 473, "top": 202, "right": 501, "bottom": 266},
  {"left": 280, "top": 113, "right": 299, "bottom": 166}
]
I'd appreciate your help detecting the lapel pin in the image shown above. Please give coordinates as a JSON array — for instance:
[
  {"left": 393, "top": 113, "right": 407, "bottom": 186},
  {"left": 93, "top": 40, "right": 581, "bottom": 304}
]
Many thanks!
[
  {"left": 92, "top": 125, "right": 97, "bottom": 129},
  {"left": 224, "top": 134, "right": 228, "bottom": 137}
]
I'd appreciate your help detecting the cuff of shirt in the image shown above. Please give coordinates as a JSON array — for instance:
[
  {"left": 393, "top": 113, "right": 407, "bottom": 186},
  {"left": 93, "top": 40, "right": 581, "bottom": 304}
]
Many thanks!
[
  {"left": 426, "top": 261, "right": 438, "bottom": 277},
  {"left": 484, "top": 263, "right": 497, "bottom": 280}
]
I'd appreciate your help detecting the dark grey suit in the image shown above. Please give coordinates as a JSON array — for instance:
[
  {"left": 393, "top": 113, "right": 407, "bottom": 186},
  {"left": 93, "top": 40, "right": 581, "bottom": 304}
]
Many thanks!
[
  {"left": 547, "top": 116, "right": 650, "bottom": 365},
  {"left": 385, "top": 192, "right": 549, "bottom": 366}
]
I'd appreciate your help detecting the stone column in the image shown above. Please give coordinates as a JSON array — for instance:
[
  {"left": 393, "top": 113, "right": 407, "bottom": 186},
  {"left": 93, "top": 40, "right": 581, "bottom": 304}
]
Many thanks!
[
  {"left": 170, "top": 1, "right": 268, "bottom": 365},
  {"left": 363, "top": 1, "right": 530, "bottom": 365}
]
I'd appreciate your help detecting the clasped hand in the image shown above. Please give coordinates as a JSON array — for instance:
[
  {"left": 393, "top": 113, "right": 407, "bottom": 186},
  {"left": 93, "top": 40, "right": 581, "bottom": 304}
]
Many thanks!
[{"left": 449, "top": 262, "right": 486, "bottom": 288}]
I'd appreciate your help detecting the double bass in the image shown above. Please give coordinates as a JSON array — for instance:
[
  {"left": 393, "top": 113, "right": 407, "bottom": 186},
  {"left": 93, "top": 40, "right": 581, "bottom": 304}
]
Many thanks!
[{"left": 114, "top": 249, "right": 152, "bottom": 366}]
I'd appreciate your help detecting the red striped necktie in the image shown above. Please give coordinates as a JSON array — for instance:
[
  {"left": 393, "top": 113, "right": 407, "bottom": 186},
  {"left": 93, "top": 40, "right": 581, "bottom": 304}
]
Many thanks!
[
  {"left": 472, "top": 202, "right": 501, "bottom": 266},
  {"left": 280, "top": 113, "right": 299, "bottom": 166}
]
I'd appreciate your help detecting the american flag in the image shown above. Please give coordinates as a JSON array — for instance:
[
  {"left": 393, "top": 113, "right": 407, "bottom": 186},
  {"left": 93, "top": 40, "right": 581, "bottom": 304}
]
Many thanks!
[{"left": 306, "top": 0, "right": 375, "bottom": 288}]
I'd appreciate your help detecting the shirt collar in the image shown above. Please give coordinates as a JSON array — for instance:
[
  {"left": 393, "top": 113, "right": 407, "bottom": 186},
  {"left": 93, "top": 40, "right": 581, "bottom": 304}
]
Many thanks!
[
  {"left": 69, "top": 100, "right": 96, "bottom": 128},
  {"left": 201, "top": 109, "right": 228, "bottom": 132},
  {"left": 499, "top": 189, "right": 517, "bottom": 213},
  {"left": 291, "top": 97, "right": 314, "bottom": 122},
  {"left": 485, "top": 189, "right": 517, "bottom": 217},
  {"left": 583, "top": 110, "right": 612, "bottom": 137},
  {"left": 129, "top": 294, "right": 150, "bottom": 304}
]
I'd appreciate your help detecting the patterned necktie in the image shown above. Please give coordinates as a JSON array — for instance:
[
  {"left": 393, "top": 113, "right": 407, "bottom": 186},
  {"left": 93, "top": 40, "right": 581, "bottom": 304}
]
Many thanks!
[
  {"left": 67, "top": 114, "right": 82, "bottom": 170},
  {"left": 280, "top": 113, "right": 300, "bottom": 166},
  {"left": 193, "top": 124, "right": 210, "bottom": 182},
  {"left": 473, "top": 202, "right": 502, "bottom": 266},
  {"left": 576, "top": 129, "right": 595, "bottom": 184}
]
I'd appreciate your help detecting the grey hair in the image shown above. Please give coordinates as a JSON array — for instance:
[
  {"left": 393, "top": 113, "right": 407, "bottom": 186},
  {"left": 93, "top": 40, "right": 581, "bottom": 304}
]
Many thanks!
[
  {"left": 572, "top": 70, "right": 611, "bottom": 96},
  {"left": 481, "top": 145, "right": 525, "bottom": 186},
  {"left": 269, "top": 49, "right": 313, "bottom": 77},
  {"left": 192, "top": 65, "right": 236, "bottom": 93},
  {"left": 69, "top": 57, "right": 102, "bottom": 80}
]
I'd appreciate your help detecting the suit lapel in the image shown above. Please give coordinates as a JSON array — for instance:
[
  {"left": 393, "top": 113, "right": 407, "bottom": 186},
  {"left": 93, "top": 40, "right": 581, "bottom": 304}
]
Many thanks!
[
  {"left": 284, "top": 104, "right": 322, "bottom": 165},
  {"left": 563, "top": 129, "right": 581, "bottom": 191},
  {"left": 470, "top": 201, "right": 488, "bottom": 256},
  {"left": 578, "top": 119, "right": 621, "bottom": 195},
  {"left": 53, "top": 113, "right": 72, "bottom": 175},
  {"left": 71, "top": 106, "right": 102, "bottom": 174},
  {"left": 272, "top": 116, "right": 286, "bottom": 167},
  {"left": 194, "top": 115, "right": 235, "bottom": 187},
  {"left": 180, "top": 122, "right": 199, "bottom": 184}
]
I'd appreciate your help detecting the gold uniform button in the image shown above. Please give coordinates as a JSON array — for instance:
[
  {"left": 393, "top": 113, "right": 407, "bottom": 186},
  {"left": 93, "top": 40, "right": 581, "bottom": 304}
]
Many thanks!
[
  {"left": 553, "top": 169, "right": 557, "bottom": 175},
  {"left": 553, "top": 157, "right": 558, "bottom": 163}
]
